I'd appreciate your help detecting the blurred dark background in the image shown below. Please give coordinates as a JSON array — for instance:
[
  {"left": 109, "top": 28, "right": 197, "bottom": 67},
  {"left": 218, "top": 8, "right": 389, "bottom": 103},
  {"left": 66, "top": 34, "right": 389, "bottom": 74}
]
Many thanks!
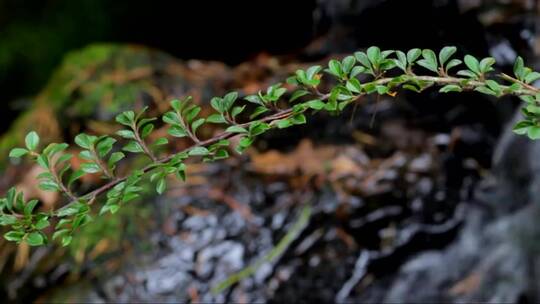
[
  {"left": 0, "top": 0, "right": 315, "bottom": 108},
  {"left": 1, "top": 0, "right": 536, "bottom": 131},
  {"left": 2, "top": 1, "right": 540, "bottom": 303}
]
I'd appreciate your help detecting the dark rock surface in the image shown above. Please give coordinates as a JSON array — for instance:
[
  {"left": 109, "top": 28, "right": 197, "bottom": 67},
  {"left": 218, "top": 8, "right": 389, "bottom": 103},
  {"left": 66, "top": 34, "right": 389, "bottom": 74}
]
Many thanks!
[{"left": 346, "top": 111, "right": 540, "bottom": 303}]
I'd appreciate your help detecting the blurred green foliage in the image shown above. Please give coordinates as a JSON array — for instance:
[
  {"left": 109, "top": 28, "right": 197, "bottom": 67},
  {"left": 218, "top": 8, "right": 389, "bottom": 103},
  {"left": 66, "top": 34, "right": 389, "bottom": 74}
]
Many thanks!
[{"left": 0, "top": 0, "right": 112, "bottom": 103}]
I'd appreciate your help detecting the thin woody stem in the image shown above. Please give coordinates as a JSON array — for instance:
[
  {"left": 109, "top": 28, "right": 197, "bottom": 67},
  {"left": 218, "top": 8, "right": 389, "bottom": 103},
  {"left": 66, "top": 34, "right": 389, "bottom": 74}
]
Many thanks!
[
  {"left": 499, "top": 73, "right": 540, "bottom": 94},
  {"left": 92, "top": 149, "right": 114, "bottom": 179},
  {"left": 48, "top": 159, "right": 78, "bottom": 203},
  {"left": 132, "top": 123, "right": 157, "bottom": 162}
]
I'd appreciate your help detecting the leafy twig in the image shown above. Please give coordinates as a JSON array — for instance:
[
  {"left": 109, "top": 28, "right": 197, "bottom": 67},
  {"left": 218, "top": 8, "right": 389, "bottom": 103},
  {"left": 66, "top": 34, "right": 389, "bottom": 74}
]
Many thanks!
[{"left": 3, "top": 46, "right": 540, "bottom": 247}]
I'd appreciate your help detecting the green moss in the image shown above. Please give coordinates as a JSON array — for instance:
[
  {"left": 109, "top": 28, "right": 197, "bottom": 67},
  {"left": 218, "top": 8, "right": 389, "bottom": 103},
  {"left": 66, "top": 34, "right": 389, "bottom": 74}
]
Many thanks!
[{"left": 0, "top": 43, "right": 182, "bottom": 168}]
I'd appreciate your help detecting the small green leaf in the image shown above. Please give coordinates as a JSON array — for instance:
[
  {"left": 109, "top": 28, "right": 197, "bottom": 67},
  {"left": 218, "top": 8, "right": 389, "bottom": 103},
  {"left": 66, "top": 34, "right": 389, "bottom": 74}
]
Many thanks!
[
  {"left": 402, "top": 84, "right": 421, "bottom": 93},
  {"left": 0, "top": 215, "right": 17, "bottom": 226},
  {"left": 68, "top": 169, "right": 85, "bottom": 187},
  {"left": 207, "top": 113, "right": 226, "bottom": 124},
  {"left": 223, "top": 92, "right": 238, "bottom": 111},
  {"left": 528, "top": 126, "right": 540, "bottom": 139},
  {"left": 24, "top": 199, "right": 39, "bottom": 216},
  {"left": 417, "top": 49, "right": 438, "bottom": 73},
  {"left": 244, "top": 95, "right": 264, "bottom": 106},
  {"left": 209, "top": 98, "right": 222, "bottom": 114},
  {"left": 464, "top": 55, "right": 480, "bottom": 75},
  {"left": 74, "top": 133, "right": 93, "bottom": 149},
  {"left": 116, "top": 111, "right": 135, "bottom": 126},
  {"left": 379, "top": 59, "right": 396, "bottom": 71},
  {"left": 325, "top": 88, "right": 339, "bottom": 111},
  {"left": 61, "top": 236, "right": 73, "bottom": 247},
  {"left": 445, "top": 59, "right": 462, "bottom": 72},
  {"left": 290, "top": 114, "right": 307, "bottom": 125},
  {"left": 514, "top": 56, "right": 525, "bottom": 80},
  {"left": 525, "top": 72, "right": 540, "bottom": 84},
  {"left": 152, "top": 138, "right": 169, "bottom": 146},
  {"left": 526, "top": 104, "right": 540, "bottom": 114},
  {"left": 474, "top": 86, "right": 497, "bottom": 96},
  {"left": 306, "top": 65, "right": 322, "bottom": 80},
  {"left": 56, "top": 202, "right": 88, "bottom": 217},
  {"left": 96, "top": 137, "right": 116, "bottom": 157},
  {"left": 138, "top": 117, "right": 157, "bottom": 129},
  {"left": 122, "top": 193, "right": 139, "bottom": 203},
  {"left": 439, "top": 46, "right": 456, "bottom": 66},
  {"left": 479, "top": 57, "right": 495, "bottom": 73},
  {"left": 394, "top": 51, "right": 407, "bottom": 72},
  {"left": 290, "top": 90, "right": 310, "bottom": 102},
  {"left": 250, "top": 106, "right": 268, "bottom": 119},
  {"left": 191, "top": 118, "right": 206, "bottom": 133},
  {"left": 36, "top": 154, "right": 49, "bottom": 169},
  {"left": 108, "top": 152, "right": 125, "bottom": 166},
  {"left": 37, "top": 171, "right": 54, "bottom": 180},
  {"left": 249, "top": 122, "right": 270, "bottom": 136},
  {"left": 457, "top": 70, "right": 478, "bottom": 79},
  {"left": 170, "top": 99, "right": 183, "bottom": 112},
  {"left": 9, "top": 148, "right": 28, "bottom": 158},
  {"left": 306, "top": 99, "right": 326, "bottom": 110},
  {"left": 25, "top": 131, "right": 40, "bottom": 151},
  {"left": 52, "top": 228, "right": 70, "bottom": 240},
  {"left": 135, "top": 106, "right": 149, "bottom": 121},
  {"left": 507, "top": 83, "right": 522, "bottom": 93},
  {"left": 376, "top": 85, "right": 389, "bottom": 95},
  {"left": 367, "top": 46, "right": 381, "bottom": 67},
  {"left": 277, "top": 119, "right": 292, "bottom": 129},
  {"left": 294, "top": 70, "right": 307, "bottom": 84},
  {"left": 354, "top": 51, "right": 371, "bottom": 70},
  {"left": 341, "top": 56, "right": 356, "bottom": 74},
  {"left": 4, "top": 230, "right": 25, "bottom": 242},
  {"left": 81, "top": 162, "right": 101, "bottom": 174},
  {"left": 141, "top": 124, "right": 154, "bottom": 138},
  {"left": 407, "top": 48, "right": 422, "bottom": 64},
  {"left": 168, "top": 126, "right": 188, "bottom": 138},
  {"left": 350, "top": 66, "right": 366, "bottom": 78},
  {"left": 162, "top": 111, "right": 181, "bottom": 125},
  {"left": 213, "top": 149, "right": 229, "bottom": 160},
  {"left": 57, "top": 153, "right": 73, "bottom": 165},
  {"left": 122, "top": 141, "right": 144, "bottom": 153},
  {"left": 185, "top": 106, "right": 201, "bottom": 123},
  {"left": 328, "top": 60, "right": 343, "bottom": 78},
  {"left": 520, "top": 95, "right": 536, "bottom": 103},
  {"left": 236, "top": 137, "right": 254, "bottom": 154},
  {"left": 231, "top": 106, "right": 245, "bottom": 118},
  {"left": 26, "top": 232, "right": 44, "bottom": 246},
  {"left": 156, "top": 178, "right": 167, "bottom": 194},
  {"left": 5, "top": 188, "right": 16, "bottom": 211},
  {"left": 226, "top": 125, "right": 248, "bottom": 133},
  {"left": 34, "top": 218, "right": 50, "bottom": 230},
  {"left": 189, "top": 147, "right": 209, "bottom": 156},
  {"left": 513, "top": 120, "right": 533, "bottom": 135},
  {"left": 346, "top": 79, "right": 362, "bottom": 94},
  {"left": 116, "top": 130, "right": 136, "bottom": 139},
  {"left": 439, "top": 85, "right": 462, "bottom": 93},
  {"left": 485, "top": 80, "right": 501, "bottom": 94}
]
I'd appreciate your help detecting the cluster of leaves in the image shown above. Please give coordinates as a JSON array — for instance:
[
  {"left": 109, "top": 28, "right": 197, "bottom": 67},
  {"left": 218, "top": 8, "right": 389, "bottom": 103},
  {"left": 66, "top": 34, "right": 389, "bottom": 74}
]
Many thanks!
[{"left": 2, "top": 46, "right": 540, "bottom": 247}]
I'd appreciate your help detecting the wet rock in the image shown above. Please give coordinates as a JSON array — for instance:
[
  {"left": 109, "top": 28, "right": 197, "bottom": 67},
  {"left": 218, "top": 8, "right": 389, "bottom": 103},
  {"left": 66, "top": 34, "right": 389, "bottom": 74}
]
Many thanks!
[{"left": 345, "top": 110, "right": 540, "bottom": 303}]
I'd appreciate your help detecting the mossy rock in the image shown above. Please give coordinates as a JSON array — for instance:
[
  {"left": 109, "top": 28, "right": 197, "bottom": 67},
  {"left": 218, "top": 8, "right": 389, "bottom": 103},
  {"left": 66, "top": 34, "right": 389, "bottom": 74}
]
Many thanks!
[{"left": 0, "top": 43, "right": 230, "bottom": 168}]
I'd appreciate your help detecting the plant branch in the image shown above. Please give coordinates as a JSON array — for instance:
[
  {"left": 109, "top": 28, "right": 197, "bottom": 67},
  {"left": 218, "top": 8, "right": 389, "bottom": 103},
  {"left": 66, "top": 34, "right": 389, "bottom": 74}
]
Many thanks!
[
  {"left": 67, "top": 74, "right": 534, "bottom": 210},
  {"left": 7, "top": 46, "right": 540, "bottom": 248}
]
